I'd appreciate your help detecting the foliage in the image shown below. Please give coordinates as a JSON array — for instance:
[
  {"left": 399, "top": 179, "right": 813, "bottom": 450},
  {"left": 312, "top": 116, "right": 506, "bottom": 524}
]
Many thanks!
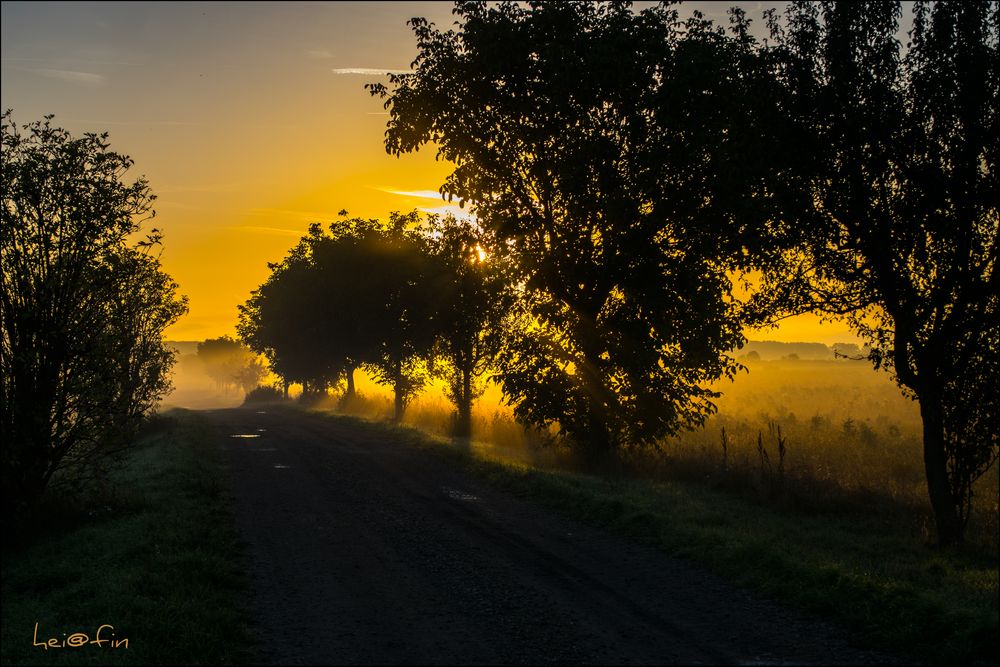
[
  {"left": 243, "top": 384, "right": 286, "bottom": 404},
  {"left": 0, "top": 112, "right": 187, "bottom": 514},
  {"left": 756, "top": 1, "right": 999, "bottom": 544},
  {"left": 239, "top": 211, "right": 443, "bottom": 420},
  {"left": 424, "top": 214, "right": 517, "bottom": 436},
  {"left": 369, "top": 2, "right": 800, "bottom": 455},
  {"left": 331, "top": 212, "right": 440, "bottom": 420}
]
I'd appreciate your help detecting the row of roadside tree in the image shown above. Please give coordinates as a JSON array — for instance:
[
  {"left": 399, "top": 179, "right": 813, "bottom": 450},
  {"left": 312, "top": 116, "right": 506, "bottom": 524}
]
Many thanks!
[
  {"left": 239, "top": 1, "right": 997, "bottom": 546},
  {"left": 238, "top": 211, "right": 513, "bottom": 438}
]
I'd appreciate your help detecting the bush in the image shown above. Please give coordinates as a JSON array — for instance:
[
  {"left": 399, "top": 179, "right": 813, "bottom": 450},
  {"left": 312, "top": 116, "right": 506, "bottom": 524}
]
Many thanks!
[
  {"left": 1, "top": 113, "right": 187, "bottom": 515},
  {"left": 243, "top": 385, "right": 286, "bottom": 404}
]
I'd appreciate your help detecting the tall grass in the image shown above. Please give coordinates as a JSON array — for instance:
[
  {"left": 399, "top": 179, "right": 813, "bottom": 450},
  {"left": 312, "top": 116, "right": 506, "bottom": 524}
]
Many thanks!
[
  {"left": 657, "top": 360, "right": 998, "bottom": 552},
  {"left": 312, "top": 360, "right": 998, "bottom": 552}
]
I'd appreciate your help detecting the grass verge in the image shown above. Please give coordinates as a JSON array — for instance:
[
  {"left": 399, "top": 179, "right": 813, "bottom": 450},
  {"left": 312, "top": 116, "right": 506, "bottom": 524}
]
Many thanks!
[
  {"left": 320, "top": 411, "right": 999, "bottom": 666},
  {"left": 1, "top": 410, "right": 254, "bottom": 666}
]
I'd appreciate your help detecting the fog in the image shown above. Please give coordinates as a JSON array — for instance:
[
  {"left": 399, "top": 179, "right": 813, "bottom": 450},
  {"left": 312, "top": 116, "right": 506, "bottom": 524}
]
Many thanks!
[{"left": 159, "top": 353, "right": 242, "bottom": 410}]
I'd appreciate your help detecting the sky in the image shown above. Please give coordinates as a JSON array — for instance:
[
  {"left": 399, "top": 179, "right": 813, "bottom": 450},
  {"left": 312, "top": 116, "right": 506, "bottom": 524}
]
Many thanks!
[{"left": 1, "top": 1, "right": 870, "bottom": 344}]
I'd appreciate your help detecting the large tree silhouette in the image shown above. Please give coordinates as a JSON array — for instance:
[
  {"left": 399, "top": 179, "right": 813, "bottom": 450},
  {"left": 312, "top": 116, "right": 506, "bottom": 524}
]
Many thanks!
[
  {"left": 757, "top": 1, "right": 998, "bottom": 544},
  {"left": 1, "top": 113, "right": 187, "bottom": 513},
  {"left": 370, "top": 2, "right": 794, "bottom": 456}
]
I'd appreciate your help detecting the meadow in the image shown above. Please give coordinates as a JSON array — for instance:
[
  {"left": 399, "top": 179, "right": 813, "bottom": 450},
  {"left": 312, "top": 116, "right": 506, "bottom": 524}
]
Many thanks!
[
  {"left": 291, "top": 355, "right": 997, "bottom": 554},
  {"left": 164, "top": 344, "right": 999, "bottom": 552}
]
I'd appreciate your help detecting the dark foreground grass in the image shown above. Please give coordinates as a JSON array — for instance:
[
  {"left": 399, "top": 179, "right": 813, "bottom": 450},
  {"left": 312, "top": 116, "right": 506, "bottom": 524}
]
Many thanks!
[
  {"left": 314, "top": 411, "right": 998, "bottom": 666},
  {"left": 1, "top": 410, "right": 253, "bottom": 666}
]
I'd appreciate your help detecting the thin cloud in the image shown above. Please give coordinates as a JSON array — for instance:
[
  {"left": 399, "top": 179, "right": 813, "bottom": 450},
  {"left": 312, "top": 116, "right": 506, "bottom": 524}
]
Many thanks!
[
  {"left": 418, "top": 204, "right": 478, "bottom": 221},
  {"left": 380, "top": 188, "right": 479, "bottom": 218},
  {"left": 306, "top": 49, "right": 335, "bottom": 59},
  {"left": 3, "top": 57, "right": 143, "bottom": 66},
  {"left": 31, "top": 68, "right": 104, "bottom": 85},
  {"left": 380, "top": 188, "right": 446, "bottom": 200},
  {"left": 331, "top": 67, "right": 409, "bottom": 75}
]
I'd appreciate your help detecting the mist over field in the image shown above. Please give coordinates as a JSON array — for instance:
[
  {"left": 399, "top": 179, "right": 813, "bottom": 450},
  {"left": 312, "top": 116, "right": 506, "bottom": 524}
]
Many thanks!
[
  {"left": 159, "top": 342, "right": 243, "bottom": 410},
  {"left": 161, "top": 338, "right": 924, "bottom": 444},
  {"left": 160, "top": 337, "right": 947, "bottom": 504}
]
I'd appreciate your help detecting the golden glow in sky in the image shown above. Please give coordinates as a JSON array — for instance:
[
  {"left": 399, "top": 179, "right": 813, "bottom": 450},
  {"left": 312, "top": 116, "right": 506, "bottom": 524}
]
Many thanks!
[{"left": 1, "top": 1, "right": 861, "bottom": 345}]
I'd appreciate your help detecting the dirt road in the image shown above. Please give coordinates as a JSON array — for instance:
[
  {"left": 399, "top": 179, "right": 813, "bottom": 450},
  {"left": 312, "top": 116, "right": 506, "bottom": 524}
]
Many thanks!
[{"left": 211, "top": 406, "right": 890, "bottom": 665}]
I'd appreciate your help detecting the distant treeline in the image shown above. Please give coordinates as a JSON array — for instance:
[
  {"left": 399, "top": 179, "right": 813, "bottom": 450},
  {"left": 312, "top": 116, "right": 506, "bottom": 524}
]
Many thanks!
[
  {"left": 165, "top": 341, "right": 201, "bottom": 357},
  {"left": 737, "top": 341, "right": 866, "bottom": 361},
  {"left": 166, "top": 339, "right": 864, "bottom": 364}
]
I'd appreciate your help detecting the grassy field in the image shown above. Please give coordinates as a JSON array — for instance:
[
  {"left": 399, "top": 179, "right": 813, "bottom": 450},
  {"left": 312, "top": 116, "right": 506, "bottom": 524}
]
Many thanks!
[
  {"left": 291, "top": 357, "right": 998, "bottom": 664},
  {"left": 309, "top": 411, "right": 998, "bottom": 665},
  {"left": 0, "top": 411, "right": 253, "bottom": 666},
  {"left": 325, "top": 359, "right": 998, "bottom": 553}
]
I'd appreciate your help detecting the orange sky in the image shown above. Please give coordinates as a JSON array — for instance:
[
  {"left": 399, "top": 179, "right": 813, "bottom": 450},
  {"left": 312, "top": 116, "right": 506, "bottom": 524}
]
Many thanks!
[{"left": 1, "top": 1, "right": 863, "bottom": 345}]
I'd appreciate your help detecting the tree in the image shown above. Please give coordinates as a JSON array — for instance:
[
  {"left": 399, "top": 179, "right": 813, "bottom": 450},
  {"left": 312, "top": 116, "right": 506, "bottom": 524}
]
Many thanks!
[
  {"left": 308, "top": 213, "right": 397, "bottom": 400},
  {"left": 757, "top": 1, "right": 998, "bottom": 544},
  {"left": 238, "top": 238, "right": 340, "bottom": 396},
  {"left": 196, "top": 335, "right": 267, "bottom": 394},
  {"left": 356, "top": 212, "right": 441, "bottom": 421},
  {"left": 370, "top": 2, "right": 794, "bottom": 457},
  {"left": 831, "top": 342, "right": 863, "bottom": 360},
  {"left": 0, "top": 112, "right": 187, "bottom": 513},
  {"left": 234, "top": 357, "right": 269, "bottom": 394},
  {"left": 425, "top": 214, "right": 516, "bottom": 437},
  {"left": 239, "top": 211, "right": 441, "bottom": 419}
]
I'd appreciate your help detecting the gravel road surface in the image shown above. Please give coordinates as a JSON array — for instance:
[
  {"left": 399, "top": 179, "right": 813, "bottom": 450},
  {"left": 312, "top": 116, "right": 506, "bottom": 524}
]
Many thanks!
[{"left": 211, "top": 407, "right": 893, "bottom": 665}]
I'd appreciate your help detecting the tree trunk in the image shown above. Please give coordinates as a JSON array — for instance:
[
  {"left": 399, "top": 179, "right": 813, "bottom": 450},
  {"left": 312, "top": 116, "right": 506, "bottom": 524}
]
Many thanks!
[
  {"left": 578, "top": 411, "right": 614, "bottom": 471},
  {"left": 919, "top": 392, "right": 964, "bottom": 545},
  {"left": 345, "top": 364, "right": 356, "bottom": 398},
  {"left": 577, "top": 325, "right": 616, "bottom": 461},
  {"left": 3, "top": 425, "right": 54, "bottom": 520},
  {"left": 393, "top": 359, "right": 404, "bottom": 422},
  {"left": 282, "top": 380, "right": 289, "bottom": 399},
  {"left": 455, "top": 366, "right": 473, "bottom": 438}
]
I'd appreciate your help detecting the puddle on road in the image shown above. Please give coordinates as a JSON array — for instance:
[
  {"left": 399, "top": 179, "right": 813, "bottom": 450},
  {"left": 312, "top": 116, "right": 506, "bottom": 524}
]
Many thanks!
[
  {"left": 255, "top": 411, "right": 267, "bottom": 414},
  {"left": 273, "top": 464, "right": 291, "bottom": 469},
  {"left": 230, "top": 434, "right": 260, "bottom": 439},
  {"left": 441, "top": 486, "right": 479, "bottom": 502}
]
